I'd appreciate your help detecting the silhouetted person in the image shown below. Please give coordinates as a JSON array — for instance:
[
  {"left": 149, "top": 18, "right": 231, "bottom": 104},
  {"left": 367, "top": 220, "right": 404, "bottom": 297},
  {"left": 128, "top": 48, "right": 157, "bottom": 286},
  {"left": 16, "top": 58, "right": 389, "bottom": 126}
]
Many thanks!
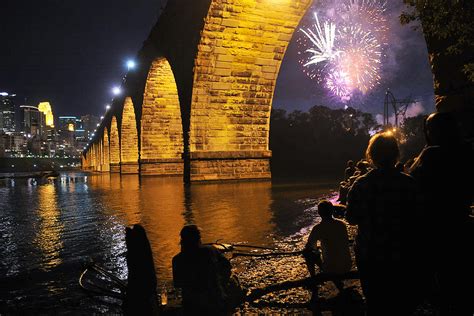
[
  {"left": 346, "top": 132, "right": 421, "bottom": 316},
  {"left": 409, "top": 112, "right": 473, "bottom": 314},
  {"left": 123, "top": 224, "right": 159, "bottom": 315},
  {"left": 172, "top": 225, "right": 240, "bottom": 315},
  {"left": 303, "top": 200, "right": 352, "bottom": 295},
  {"left": 339, "top": 160, "right": 371, "bottom": 205},
  {"left": 339, "top": 161, "right": 356, "bottom": 204},
  {"left": 344, "top": 160, "right": 356, "bottom": 180}
]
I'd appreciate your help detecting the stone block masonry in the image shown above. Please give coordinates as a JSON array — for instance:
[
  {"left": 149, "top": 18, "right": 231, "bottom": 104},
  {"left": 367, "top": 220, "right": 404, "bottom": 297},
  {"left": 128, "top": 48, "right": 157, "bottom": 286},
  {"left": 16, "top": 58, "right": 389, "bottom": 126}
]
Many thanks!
[{"left": 190, "top": 150, "right": 271, "bottom": 181}]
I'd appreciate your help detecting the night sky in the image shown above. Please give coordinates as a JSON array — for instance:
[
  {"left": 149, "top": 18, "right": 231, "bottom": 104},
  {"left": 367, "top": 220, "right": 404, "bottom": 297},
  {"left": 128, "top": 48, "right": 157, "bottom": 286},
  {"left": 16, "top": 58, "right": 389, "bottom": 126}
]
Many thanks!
[{"left": 0, "top": 0, "right": 435, "bottom": 119}]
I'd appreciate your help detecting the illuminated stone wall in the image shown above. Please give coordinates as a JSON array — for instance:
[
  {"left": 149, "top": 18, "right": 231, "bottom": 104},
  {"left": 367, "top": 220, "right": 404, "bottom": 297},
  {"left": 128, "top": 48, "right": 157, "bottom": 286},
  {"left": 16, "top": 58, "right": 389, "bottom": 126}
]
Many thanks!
[
  {"left": 82, "top": 154, "right": 87, "bottom": 170},
  {"left": 92, "top": 143, "right": 98, "bottom": 171},
  {"left": 102, "top": 128, "right": 110, "bottom": 172},
  {"left": 187, "top": 0, "right": 311, "bottom": 180},
  {"left": 109, "top": 116, "right": 121, "bottom": 173},
  {"left": 120, "top": 97, "right": 139, "bottom": 174},
  {"left": 83, "top": 0, "right": 313, "bottom": 181},
  {"left": 140, "top": 58, "right": 184, "bottom": 176},
  {"left": 98, "top": 141, "right": 103, "bottom": 172}
]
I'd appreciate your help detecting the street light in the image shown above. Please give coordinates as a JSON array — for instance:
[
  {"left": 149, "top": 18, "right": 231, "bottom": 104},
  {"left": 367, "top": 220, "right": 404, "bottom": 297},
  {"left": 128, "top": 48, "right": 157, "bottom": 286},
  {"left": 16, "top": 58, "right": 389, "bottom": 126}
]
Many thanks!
[
  {"left": 127, "top": 60, "right": 136, "bottom": 70},
  {"left": 112, "top": 86, "right": 122, "bottom": 96},
  {"left": 106, "top": 104, "right": 111, "bottom": 110}
]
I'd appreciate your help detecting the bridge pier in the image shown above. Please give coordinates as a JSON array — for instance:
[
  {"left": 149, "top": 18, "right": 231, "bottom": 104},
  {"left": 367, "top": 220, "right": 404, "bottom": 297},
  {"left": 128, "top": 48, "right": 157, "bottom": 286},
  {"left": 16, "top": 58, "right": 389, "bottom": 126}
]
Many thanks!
[
  {"left": 189, "top": 151, "right": 271, "bottom": 182},
  {"left": 120, "top": 162, "right": 139, "bottom": 174},
  {"left": 110, "top": 163, "right": 120, "bottom": 173},
  {"left": 139, "top": 159, "right": 183, "bottom": 176}
]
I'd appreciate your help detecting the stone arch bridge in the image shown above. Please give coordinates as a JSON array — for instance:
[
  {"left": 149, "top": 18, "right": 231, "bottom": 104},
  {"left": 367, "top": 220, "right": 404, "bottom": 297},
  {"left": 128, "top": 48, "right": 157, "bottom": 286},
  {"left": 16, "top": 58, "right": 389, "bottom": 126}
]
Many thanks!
[
  {"left": 82, "top": 0, "right": 314, "bottom": 182},
  {"left": 82, "top": 0, "right": 472, "bottom": 182}
]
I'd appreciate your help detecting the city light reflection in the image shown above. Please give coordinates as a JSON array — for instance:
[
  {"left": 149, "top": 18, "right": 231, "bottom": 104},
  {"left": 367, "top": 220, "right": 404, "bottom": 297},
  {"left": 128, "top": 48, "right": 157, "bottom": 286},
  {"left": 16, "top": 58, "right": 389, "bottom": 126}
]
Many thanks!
[{"left": 35, "top": 184, "right": 64, "bottom": 271}]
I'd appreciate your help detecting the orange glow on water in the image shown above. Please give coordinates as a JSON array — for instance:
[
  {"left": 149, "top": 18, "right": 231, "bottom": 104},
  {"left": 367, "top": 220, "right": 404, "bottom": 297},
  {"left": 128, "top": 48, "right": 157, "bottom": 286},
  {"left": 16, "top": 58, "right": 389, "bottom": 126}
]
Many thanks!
[{"left": 36, "top": 184, "right": 63, "bottom": 271}]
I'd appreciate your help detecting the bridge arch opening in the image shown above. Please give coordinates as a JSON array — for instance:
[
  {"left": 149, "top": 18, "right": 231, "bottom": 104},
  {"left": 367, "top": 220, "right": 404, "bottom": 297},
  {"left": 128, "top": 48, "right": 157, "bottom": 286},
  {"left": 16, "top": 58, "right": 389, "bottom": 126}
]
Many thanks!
[
  {"left": 120, "top": 97, "right": 139, "bottom": 174},
  {"left": 140, "top": 57, "right": 184, "bottom": 176},
  {"left": 187, "top": 0, "right": 437, "bottom": 181},
  {"left": 189, "top": 0, "right": 311, "bottom": 181},
  {"left": 109, "top": 116, "right": 120, "bottom": 173}
]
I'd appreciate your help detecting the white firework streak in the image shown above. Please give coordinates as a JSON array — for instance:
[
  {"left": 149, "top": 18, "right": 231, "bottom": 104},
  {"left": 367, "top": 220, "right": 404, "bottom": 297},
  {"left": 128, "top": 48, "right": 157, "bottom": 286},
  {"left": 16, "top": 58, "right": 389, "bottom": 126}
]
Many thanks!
[{"left": 300, "top": 13, "right": 339, "bottom": 67}]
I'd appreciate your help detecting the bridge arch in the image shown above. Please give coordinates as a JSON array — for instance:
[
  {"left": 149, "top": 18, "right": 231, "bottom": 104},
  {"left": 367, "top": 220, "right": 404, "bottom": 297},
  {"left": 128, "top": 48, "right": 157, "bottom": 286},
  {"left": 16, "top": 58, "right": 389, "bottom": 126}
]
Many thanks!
[
  {"left": 120, "top": 97, "right": 139, "bottom": 174},
  {"left": 189, "top": 0, "right": 311, "bottom": 180},
  {"left": 92, "top": 143, "right": 98, "bottom": 171},
  {"left": 102, "top": 127, "right": 110, "bottom": 172},
  {"left": 109, "top": 116, "right": 120, "bottom": 173},
  {"left": 99, "top": 140, "right": 104, "bottom": 172},
  {"left": 140, "top": 57, "right": 184, "bottom": 176}
]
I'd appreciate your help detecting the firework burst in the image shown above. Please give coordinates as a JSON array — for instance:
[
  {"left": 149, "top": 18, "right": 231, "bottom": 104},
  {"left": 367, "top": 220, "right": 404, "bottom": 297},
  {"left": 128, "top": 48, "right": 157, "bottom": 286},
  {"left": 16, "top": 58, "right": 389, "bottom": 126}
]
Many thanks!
[
  {"left": 300, "top": 13, "right": 339, "bottom": 67},
  {"left": 299, "top": 0, "right": 388, "bottom": 101},
  {"left": 336, "top": 25, "right": 382, "bottom": 94}
]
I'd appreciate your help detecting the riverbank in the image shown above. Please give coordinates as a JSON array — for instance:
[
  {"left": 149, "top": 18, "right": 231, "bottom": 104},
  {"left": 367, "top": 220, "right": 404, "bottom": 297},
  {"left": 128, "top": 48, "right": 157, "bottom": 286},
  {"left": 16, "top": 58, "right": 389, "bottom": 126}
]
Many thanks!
[
  {"left": 0, "top": 170, "right": 60, "bottom": 179},
  {"left": 0, "top": 157, "right": 80, "bottom": 173}
]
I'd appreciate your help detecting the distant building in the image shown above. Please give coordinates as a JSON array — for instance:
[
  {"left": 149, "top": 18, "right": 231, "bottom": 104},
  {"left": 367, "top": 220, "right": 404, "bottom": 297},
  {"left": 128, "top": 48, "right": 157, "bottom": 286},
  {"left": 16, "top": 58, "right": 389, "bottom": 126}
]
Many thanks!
[
  {"left": 0, "top": 92, "right": 16, "bottom": 133},
  {"left": 0, "top": 131, "right": 6, "bottom": 157},
  {"left": 81, "top": 114, "right": 100, "bottom": 140},
  {"left": 2, "top": 132, "right": 27, "bottom": 157},
  {"left": 38, "top": 102, "right": 55, "bottom": 128},
  {"left": 58, "top": 116, "right": 78, "bottom": 132},
  {"left": 19, "top": 105, "right": 46, "bottom": 138}
]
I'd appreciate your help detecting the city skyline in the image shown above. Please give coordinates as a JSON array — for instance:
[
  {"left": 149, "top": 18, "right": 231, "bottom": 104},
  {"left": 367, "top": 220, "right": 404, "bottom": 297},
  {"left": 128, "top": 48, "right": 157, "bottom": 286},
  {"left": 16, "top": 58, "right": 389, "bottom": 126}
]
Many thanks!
[{"left": 0, "top": 92, "right": 99, "bottom": 158}]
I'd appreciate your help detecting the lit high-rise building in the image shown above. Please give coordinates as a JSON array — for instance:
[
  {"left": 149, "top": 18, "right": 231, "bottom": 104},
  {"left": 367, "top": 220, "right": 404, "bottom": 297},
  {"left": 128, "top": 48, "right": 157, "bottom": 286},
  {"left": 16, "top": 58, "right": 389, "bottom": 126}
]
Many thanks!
[
  {"left": 0, "top": 92, "right": 16, "bottom": 133},
  {"left": 38, "top": 102, "right": 55, "bottom": 128},
  {"left": 20, "top": 105, "right": 46, "bottom": 137}
]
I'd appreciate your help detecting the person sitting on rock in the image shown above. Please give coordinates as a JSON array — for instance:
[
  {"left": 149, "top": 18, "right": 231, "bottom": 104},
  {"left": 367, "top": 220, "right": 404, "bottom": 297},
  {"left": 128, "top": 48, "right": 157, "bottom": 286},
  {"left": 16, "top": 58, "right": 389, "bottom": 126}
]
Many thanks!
[{"left": 303, "top": 200, "right": 352, "bottom": 294}]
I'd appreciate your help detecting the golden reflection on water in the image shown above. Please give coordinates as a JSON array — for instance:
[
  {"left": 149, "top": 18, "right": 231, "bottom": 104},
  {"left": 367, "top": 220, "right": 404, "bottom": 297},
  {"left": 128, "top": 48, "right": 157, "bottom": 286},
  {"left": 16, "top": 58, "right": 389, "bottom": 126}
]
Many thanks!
[
  {"left": 139, "top": 177, "right": 185, "bottom": 280},
  {"left": 36, "top": 184, "right": 64, "bottom": 271},
  {"left": 188, "top": 181, "right": 274, "bottom": 245},
  {"left": 87, "top": 175, "right": 276, "bottom": 281},
  {"left": 117, "top": 175, "right": 142, "bottom": 225}
]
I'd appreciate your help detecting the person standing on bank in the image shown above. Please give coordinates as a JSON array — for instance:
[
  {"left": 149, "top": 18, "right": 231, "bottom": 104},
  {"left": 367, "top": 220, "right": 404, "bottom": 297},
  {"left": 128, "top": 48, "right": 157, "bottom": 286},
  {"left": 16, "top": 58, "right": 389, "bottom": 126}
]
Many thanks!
[
  {"left": 409, "top": 112, "right": 474, "bottom": 315},
  {"left": 303, "top": 199, "right": 352, "bottom": 296},
  {"left": 346, "top": 132, "right": 422, "bottom": 316}
]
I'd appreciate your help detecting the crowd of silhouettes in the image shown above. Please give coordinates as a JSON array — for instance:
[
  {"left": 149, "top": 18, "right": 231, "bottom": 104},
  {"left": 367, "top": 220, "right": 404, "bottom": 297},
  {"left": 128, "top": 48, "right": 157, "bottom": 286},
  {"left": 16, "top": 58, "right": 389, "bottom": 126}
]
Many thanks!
[
  {"left": 121, "top": 112, "right": 472, "bottom": 315},
  {"left": 336, "top": 112, "right": 472, "bottom": 315}
]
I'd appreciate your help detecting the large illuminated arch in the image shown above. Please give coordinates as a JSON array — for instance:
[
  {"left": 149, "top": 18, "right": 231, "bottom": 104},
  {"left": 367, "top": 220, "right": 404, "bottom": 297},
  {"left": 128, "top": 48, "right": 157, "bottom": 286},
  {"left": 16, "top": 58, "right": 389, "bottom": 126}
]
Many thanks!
[
  {"left": 140, "top": 58, "right": 184, "bottom": 176},
  {"left": 109, "top": 116, "right": 120, "bottom": 173},
  {"left": 189, "top": 0, "right": 311, "bottom": 181},
  {"left": 120, "top": 97, "right": 139, "bottom": 174},
  {"left": 92, "top": 143, "right": 98, "bottom": 171},
  {"left": 102, "top": 127, "right": 110, "bottom": 172}
]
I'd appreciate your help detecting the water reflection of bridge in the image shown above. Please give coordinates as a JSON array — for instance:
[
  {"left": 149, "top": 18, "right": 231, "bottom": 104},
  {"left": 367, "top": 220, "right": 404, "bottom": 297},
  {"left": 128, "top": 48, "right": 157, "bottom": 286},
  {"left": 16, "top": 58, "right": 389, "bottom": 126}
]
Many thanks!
[{"left": 88, "top": 174, "right": 275, "bottom": 280}]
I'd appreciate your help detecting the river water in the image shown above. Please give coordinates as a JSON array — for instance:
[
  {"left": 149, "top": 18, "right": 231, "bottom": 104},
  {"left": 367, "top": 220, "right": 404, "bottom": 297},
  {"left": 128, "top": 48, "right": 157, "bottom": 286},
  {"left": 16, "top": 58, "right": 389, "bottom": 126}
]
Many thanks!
[{"left": 0, "top": 172, "right": 340, "bottom": 314}]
